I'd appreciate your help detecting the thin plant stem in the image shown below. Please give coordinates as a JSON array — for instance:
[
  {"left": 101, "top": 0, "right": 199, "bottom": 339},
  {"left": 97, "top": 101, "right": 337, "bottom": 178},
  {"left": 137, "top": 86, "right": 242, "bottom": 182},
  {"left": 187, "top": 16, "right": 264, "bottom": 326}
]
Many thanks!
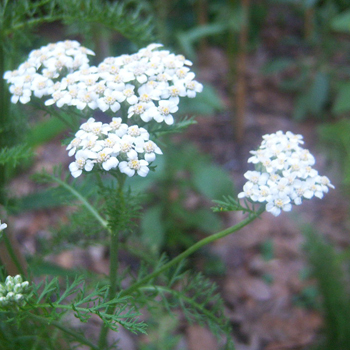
[
  {"left": 97, "top": 179, "right": 125, "bottom": 349},
  {"left": 0, "top": 231, "right": 27, "bottom": 277},
  {"left": 27, "top": 313, "right": 99, "bottom": 350},
  {"left": 155, "top": 0, "right": 169, "bottom": 45},
  {"left": 0, "top": 36, "right": 7, "bottom": 205},
  {"left": 48, "top": 174, "right": 108, "bottom": 229},
  {"left": 97, "top": 232, "right": 119, "bottom": 349},
  {"left": 121, "top": 206, "right": 265, "bottom": 297},
  {"left": 140, "top": 285, "right": 223, "bottom": 326}
]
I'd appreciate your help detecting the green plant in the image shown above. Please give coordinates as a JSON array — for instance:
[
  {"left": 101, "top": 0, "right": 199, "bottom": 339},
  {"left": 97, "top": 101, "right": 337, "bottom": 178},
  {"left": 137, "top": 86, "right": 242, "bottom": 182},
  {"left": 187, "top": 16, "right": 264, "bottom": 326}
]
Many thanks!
[
  {"left": 0, "top": 3, "right": 337, "bottom": 349},
  {"left": 0, "top": 35, "right": 243, "bottom": 349}
]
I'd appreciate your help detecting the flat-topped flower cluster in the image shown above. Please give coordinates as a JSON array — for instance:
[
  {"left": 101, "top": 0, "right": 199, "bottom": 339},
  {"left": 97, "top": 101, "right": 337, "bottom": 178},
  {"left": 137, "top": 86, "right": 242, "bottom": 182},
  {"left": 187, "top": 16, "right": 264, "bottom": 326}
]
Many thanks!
[
  {"left": 4, "top": 40, "right": 94, "bottom": 104},
  {"left": 4, "top": 41, "right": 202, "bottom": 125},
  {"left": 67, "top": 117, "right": 162, "bottom": 178},
  {"left": 0, "top": 275, "right": 30, "bottom": 308},
  {"left": 238, "top": 131, "right": 334, "bottom": 216},
  {"left": 4, "top": 40, "right": 203, "bottom": 178}
]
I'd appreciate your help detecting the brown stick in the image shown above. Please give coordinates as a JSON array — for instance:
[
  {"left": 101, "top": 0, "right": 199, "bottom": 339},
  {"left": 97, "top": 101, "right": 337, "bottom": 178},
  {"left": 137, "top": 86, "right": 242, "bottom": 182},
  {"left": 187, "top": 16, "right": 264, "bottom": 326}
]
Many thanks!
[
  {"left": 195, "top": 0, "right": 209, "bottom": 55},
  {"left": 304, "top": 7, "right": 314, "bottom": 40},
  {"left": 235, "top": 0, "right": 250, "bottom": 143}
]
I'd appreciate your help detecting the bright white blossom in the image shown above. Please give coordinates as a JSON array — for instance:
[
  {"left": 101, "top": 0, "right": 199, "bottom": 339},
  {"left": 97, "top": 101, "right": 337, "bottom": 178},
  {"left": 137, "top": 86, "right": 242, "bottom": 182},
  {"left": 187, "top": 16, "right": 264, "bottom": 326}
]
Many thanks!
[
  {"left": 69, "top": 150, "right": 96, "bottom": 178},
  {"left": 119, "top": 153, "right": 149, "bottom": 177},
  {"left": 238, "top": 131, "right": 334, "bottom": 216},
  {"left": 4, "top": 40, "right": 94, "bottom": 104},
  {"left": 66, "top": 118, "right": 162, "bottom": 178},
  {"left": 5, "top": 41, "right": 202, "bottom": 127},
  {"left": 6, "top": 41, "right": 202, "bottom": 179}
]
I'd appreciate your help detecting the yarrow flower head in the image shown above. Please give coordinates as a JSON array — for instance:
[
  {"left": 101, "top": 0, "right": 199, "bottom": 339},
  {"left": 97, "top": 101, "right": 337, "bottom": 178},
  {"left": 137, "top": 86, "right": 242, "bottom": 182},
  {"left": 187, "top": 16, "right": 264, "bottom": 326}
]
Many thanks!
[
  {"left": 0, "top": 275, "right": 30, "bottom": 309},
  {"left": 5, "top": 41, "right": 203, "bottom": 127},
  {"left": 66, "top": 117, "right": 162, "bottom": 178},
  {"left": 238, "top": 131, "right": 334, "bottom": 216},
  {"left": 3, "top": 40, "right": 95, "bottom": 105}
]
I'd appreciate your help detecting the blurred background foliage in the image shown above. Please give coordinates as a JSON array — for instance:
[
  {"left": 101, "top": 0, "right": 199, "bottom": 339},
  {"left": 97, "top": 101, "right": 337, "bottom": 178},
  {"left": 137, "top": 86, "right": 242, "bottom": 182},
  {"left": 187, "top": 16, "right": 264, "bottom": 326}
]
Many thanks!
[{"left": 2, "top": 0, "right": 350, "bottom": 349}]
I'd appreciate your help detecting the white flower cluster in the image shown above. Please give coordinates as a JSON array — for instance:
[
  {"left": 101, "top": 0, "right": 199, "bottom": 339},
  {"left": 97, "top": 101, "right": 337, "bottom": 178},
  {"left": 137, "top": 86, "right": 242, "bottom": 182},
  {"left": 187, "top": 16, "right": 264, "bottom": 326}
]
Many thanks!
[
  {"left": 238, "top": 131, "right": 334, "bottom": 216},
  {"left": 0, "top": 275, "right": 30, "bottom": 308},
  {"left": 5, "top": 41, "right": 203, "bottom": 178},
  {"left": 67, "top": 117, "right": 162, "bottom": 178},
  {"left": 3, "top": 40, "right": 94, "bottom": 104},
  {"left": 5, "top": 42, "right": 202, "bottom": 126}
]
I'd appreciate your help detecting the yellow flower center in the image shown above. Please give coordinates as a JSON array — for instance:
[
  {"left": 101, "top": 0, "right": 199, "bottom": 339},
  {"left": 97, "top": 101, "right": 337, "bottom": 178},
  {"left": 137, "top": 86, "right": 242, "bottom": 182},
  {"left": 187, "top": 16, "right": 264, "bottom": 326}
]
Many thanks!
[
  {"left": 128, "top": 126, "right": 140, "bottom": 137},
  {"left": 13, "top": 86, "right": 23, "bottom": 96},
  {"left": 159, "top": 106, "right": 170, "bottom": 115},
  {"left": 144, "top": 142, "right": 154, "bottom": 153},
  {"left": 104, "top": 96, "right": 116, "bottom": 105},
  {"left": 128, "top": 160, "right": 140, "bottom": 170},
  {"left": 121, "top": 143, "right": 132, "bottom": 152}
]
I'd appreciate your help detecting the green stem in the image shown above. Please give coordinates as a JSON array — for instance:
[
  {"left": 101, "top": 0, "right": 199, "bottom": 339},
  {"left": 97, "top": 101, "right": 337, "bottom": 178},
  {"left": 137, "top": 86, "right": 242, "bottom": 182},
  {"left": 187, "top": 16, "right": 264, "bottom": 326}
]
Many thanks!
[
  {"left": 1, "top": 232, "right": 26, "bottom": 276},
  {"left": 121, "top": 206, "right": 265, "bottom": 297},
  {"left": 97, "top": 179, "right": 124, "bottom": 349},
  {"left": 140, "top": 285, "right": 223, "bottom": 326},
  {"left": 97, "top": 229, "right": 119, "bottom": 349},
  {"left": 155, "top": 0, "right": 169, "bottom": 44},
  {"left": 27, "top": 313, "right": 99, "bottom": 350},
  {"left": 0, "top": 35, "right": 7, "bottom": 205},
  {"left": 48, "top": 174, "right": 108, "bottom": 229}
]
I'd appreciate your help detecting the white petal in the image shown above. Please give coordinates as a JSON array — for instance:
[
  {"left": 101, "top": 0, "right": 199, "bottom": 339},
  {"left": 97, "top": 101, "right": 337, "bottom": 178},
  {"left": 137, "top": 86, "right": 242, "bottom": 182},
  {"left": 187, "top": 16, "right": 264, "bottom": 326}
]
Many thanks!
[{"left": 137, "top": 166, "right": 149, "bottom": 177}]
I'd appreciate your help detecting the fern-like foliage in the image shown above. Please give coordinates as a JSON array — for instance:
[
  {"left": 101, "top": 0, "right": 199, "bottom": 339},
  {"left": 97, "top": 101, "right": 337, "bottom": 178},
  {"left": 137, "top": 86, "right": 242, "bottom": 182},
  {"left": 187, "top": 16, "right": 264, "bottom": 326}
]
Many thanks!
[
  {"left": 132, "top": 257, "right": 234, "bottom": 349},
  {"left": 99, "top": 180, "right": 143, "bottom": 236},
  {"left": 0, "top": 144, "right": 33, "bottom": 168},
  {"left": 152, "top": 274, "right": 233, "bottom": 349},
  {"left": 3, "top": 275, "right": 147, "bottom": 343},
  {"left": 147, "top": 116, "right": 197, "bottom": 137},
  {"left": 1, "top": 0, "right": 154, "bottom": 51},
  {"left": 212, "top": 195, "right": 259, "bottom": 216}
]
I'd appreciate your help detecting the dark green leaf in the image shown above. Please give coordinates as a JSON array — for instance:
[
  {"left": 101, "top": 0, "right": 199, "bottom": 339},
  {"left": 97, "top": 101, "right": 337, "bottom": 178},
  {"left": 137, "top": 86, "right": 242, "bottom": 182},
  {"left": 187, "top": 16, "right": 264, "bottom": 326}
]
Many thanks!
[
  {"left": 192, "top": 164, "right": 234, "bottom": 199},
  {"left": 26, "top": 118, "right": 67, "bottom": 148},
  {"left": 293, "top": 93, "right": 309, "bottom": 121},
  {"left": 141, "top": 205, "right": 164, "bottom": 253},
  {"left": 331, "top": 10, "right": 350, "bottom": 33},
  {"left": 261, "top": 58, "right": 294, "bottom": 74},
  {"left": 179, "top": 85, "right": 224, "bottom": 115},
  {"left": 309, "top": 71, "right": 329, "bottom": 115},
  {"left": 333, "top": 82, "right": 350, "bottom": 115}
]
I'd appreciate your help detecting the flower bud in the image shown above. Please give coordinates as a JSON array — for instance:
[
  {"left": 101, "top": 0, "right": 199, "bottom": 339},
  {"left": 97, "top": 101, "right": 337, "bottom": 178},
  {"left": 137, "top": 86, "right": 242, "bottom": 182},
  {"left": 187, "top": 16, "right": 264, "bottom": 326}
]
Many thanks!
[
  {"left": 6, "top": 292, "right": 15, "bottom": 301},
  {"left": 6, "top": 281, "right": 14, "bottom": 292},
  {"left": 14, "top": 283, "right": 23, "bottom": 294},
  {"left": 5, "top": 276, "right": 13, "bottom": 285},
  {"left": 0, "top": 296, "right": 8, "bottom": 306},
  {"left": 13, "top": 275, "right": 23, "bottom": 284},
  {"left": 15, "top": 294, "right": 24, "bottom": 304},
  {"left": 21, "top": 281, "right": 30, "bottom": 292}
]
